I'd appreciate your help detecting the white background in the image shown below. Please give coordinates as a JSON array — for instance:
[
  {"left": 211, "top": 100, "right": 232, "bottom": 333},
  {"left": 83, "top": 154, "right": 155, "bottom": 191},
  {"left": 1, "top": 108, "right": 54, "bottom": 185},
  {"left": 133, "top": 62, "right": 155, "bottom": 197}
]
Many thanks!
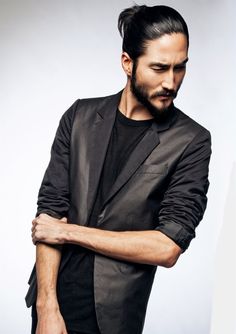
[{"left": 0, "top": 0, "right": 235, "bottom": 333}]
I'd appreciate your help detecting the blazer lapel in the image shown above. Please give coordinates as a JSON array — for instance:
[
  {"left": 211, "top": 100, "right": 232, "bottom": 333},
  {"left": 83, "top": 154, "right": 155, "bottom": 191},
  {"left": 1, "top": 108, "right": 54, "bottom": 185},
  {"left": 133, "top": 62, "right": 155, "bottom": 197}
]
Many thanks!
[{"left": 86, "top": 91, "right": 122, "bottom": 220}]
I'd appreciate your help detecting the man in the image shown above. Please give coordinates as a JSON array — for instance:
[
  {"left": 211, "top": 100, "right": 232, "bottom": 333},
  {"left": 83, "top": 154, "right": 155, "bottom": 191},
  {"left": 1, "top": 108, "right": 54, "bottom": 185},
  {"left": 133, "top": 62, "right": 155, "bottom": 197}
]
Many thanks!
[{"left": 26, "top": 4, "right": 211, "bottom": 334}]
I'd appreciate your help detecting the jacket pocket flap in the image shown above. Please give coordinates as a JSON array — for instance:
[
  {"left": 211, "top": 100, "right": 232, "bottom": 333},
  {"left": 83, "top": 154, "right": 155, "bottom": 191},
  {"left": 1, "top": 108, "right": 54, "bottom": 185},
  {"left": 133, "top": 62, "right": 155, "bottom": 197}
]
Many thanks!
[{"left": 137, "top": 164, "right": 168, "bottom": 174}]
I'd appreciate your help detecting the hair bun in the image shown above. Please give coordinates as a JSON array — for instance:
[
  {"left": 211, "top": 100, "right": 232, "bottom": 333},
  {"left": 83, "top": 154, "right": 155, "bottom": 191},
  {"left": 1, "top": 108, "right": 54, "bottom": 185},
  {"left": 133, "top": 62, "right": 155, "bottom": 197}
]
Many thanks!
[{"left": 118, "top": 5, "right": 146, "bottom": 38}]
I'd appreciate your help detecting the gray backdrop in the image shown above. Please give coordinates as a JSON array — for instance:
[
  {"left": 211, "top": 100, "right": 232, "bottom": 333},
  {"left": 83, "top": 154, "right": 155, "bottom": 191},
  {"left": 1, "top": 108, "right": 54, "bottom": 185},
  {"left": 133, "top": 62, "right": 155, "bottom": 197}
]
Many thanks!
[{"left": 0, "top": 0, "right": 235, "bottom": 333}]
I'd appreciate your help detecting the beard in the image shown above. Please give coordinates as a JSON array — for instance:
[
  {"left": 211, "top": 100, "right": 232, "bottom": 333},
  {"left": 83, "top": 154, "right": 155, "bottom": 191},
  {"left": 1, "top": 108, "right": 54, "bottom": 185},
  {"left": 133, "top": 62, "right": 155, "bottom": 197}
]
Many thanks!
[{"left": 130, "top": 61, "right": 178, "bottom": 122}]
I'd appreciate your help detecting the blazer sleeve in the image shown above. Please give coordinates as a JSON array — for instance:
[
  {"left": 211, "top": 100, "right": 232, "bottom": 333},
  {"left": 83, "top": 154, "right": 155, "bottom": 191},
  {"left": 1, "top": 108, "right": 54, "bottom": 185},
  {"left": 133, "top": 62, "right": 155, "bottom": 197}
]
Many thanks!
[
  {"left": 155, "top": 128, "right": 212, "bottom": 251},
  {"left": 36, "top": 101, "right": 78, "bottom": 218}
]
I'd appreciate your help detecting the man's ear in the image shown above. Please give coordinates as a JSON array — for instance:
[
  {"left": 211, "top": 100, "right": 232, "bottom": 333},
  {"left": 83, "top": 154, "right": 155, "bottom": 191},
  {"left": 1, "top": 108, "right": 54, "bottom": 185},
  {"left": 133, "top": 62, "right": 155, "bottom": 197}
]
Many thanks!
[{"left": 121, "top": 52, "right": 133, "bottom": 77}]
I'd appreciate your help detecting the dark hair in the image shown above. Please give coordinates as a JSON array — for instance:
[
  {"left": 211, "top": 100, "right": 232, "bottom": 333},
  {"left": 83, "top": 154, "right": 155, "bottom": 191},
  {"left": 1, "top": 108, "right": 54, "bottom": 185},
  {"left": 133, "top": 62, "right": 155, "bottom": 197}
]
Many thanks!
[{"left": 118, "top": 5, "right": 189, "bottom": 60}]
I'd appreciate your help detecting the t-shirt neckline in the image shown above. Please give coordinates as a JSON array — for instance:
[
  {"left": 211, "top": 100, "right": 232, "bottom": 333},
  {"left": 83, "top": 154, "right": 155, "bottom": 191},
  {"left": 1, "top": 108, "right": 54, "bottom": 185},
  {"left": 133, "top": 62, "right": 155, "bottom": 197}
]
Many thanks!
[{"left": 117, "top": 109, "right": 153, "bottom": 127}]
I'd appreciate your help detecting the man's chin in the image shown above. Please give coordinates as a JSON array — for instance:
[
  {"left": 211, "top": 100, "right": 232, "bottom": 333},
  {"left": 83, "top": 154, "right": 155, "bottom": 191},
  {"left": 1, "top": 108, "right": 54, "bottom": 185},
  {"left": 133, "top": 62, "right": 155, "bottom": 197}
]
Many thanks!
[
  {"left": 147, "top": 99, "right": 174, "bottom": 121},
  {"left": 150, "top": 102, "right": 171, "bottom": 113},
  {"left": 151, "top": 97, "right": 173, "bottom": 111}
]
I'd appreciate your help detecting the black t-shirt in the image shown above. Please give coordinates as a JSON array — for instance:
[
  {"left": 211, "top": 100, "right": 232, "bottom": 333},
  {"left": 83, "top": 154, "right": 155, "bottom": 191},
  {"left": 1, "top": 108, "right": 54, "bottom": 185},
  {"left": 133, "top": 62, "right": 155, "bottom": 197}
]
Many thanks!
[{"left": 57, "top": 109, "right": 153, "bottom": 333}]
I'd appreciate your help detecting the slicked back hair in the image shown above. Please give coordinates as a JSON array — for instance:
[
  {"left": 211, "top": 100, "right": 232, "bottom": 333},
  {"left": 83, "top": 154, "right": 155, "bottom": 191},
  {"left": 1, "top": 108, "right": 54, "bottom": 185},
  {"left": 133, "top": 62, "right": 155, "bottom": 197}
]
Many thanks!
[{"left": 118, "top": 5, "right": 189, "bottom": 60}]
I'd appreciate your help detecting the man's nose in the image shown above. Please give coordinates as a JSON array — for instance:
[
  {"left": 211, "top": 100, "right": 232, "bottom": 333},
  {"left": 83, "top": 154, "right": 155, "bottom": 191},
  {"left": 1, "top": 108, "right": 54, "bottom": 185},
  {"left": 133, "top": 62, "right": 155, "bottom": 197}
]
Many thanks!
[{"left": 162, "top": 70, "right": 175, "bottom": 91}]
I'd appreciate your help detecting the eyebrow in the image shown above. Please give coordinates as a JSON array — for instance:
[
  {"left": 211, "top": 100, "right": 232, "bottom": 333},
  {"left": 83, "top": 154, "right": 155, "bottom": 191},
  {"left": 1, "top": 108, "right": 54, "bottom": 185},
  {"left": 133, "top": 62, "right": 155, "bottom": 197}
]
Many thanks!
[{"left": 150, "top": 57, "right": 189, "bottom": 67}]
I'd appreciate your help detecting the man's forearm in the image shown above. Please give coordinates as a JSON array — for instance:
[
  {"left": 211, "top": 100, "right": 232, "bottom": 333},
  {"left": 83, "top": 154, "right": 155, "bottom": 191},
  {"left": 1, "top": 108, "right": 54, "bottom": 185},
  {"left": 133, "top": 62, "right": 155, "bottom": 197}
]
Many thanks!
[
  {"left": 36, "top": 243, "right": 61, "bottom": 310},
  {"left": 63, "top": 225, "right": 182, "bottom": 268},
  {"left": 32, "top": 215, "right": 182, "bottom": 268},
  {"left": 34, "top": 243, "right": 68, "bottom": 333}
]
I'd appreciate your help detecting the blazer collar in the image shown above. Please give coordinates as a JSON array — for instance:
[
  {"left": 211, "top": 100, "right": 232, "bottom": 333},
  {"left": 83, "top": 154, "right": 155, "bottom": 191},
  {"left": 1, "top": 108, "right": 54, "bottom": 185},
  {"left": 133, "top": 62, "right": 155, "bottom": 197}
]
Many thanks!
[{"left": 95, "top": 90, "right": 123, "bottom": 122}]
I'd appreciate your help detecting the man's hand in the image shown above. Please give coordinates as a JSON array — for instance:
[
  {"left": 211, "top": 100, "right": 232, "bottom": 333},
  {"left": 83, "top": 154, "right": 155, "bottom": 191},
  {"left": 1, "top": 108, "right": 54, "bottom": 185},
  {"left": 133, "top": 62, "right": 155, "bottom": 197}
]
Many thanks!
[
  {"left": 32, "top": 213, "right": 67, "bottom": 245},
  {"left": 36, "top": 302, "right": 68, "bottom": 334}
]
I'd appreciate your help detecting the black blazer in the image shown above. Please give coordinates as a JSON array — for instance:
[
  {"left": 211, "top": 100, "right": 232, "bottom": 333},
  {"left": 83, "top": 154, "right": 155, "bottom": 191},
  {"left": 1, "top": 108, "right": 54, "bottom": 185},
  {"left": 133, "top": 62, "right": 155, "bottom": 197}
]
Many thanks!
[{"left": 26, "top": 91, "right": 211, "bottom": 334}]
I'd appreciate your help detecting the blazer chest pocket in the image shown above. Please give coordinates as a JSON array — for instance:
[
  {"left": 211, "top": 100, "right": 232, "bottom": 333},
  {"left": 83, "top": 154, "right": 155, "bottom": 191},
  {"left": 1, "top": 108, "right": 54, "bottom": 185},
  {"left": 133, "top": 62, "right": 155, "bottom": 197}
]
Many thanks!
[{"left": 137, "top": 163, "right": 168, "bottom": 175}]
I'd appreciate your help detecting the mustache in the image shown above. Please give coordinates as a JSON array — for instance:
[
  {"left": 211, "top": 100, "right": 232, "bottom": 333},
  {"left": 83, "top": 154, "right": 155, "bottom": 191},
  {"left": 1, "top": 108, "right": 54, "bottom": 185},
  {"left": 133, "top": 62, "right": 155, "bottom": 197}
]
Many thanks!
[{"left": 150, "top": 90, "right": 177, "bottom": 99}]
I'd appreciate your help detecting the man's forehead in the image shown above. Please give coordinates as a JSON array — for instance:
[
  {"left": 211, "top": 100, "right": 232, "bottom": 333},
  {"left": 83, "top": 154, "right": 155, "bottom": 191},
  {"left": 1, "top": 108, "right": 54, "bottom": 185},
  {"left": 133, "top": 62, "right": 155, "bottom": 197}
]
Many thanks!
[
  {"left": 140, "top": 33, "right": 188, "bottom": 63},
  {"left": 149, "top": 57, "right": 189, "bottom": 66}
]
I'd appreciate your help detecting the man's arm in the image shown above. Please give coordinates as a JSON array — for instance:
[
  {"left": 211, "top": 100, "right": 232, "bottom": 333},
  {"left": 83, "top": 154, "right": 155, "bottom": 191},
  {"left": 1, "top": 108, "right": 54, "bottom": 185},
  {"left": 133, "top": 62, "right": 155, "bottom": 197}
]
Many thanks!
[
  {"left": 31, "top": 103, "right": 77, "bottom": 333},
  {"left": 155, "top": 128, "right": 212, "bottom": 251},
  {"left": 35, "top": 242, "right": 68, "bottom": 334},
  {"left": 36, "top": 243, "right": 61, "bottom": 308},
  {"left": 32, "top": 214, "right": 182, "bottom": 268}
]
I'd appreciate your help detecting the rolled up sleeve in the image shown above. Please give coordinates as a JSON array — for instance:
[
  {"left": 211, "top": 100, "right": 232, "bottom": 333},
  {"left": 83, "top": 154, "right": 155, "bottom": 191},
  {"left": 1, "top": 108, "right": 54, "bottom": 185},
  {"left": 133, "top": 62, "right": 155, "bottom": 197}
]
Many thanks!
[
  {"left": 155, "top": 128, "right": 212, "bottom": 251},
  {"left": 36, "top": 101, "right": 78, "bottom": 218}
]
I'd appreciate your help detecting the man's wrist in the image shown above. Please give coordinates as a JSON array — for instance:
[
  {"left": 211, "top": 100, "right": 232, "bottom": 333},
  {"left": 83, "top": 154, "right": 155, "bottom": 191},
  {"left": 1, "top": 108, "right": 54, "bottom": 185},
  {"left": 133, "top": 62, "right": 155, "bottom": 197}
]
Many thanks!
[
  {"left": 36, "top": 296, "right": 59, "bottom": 313},
  {"left": 63, "top": 224, "right": 80, "bottom": 243},
  {"left": 36, "top": 290, "right": 59, "bottom": 309}
]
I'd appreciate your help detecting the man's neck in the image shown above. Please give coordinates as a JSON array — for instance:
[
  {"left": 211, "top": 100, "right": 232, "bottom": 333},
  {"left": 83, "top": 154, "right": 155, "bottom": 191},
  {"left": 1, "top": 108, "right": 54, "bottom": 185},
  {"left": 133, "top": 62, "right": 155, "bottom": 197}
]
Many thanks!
[{"left": 118, "top": 83, "right": 154, "bottom": 121}]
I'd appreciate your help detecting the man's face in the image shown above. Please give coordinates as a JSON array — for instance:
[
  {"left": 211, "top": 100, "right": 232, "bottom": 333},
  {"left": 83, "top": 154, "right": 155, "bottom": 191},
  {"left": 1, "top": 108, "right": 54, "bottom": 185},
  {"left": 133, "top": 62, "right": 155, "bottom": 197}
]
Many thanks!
[{"left": 130, "top": 33, "right": 188, "bottom": 117}]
